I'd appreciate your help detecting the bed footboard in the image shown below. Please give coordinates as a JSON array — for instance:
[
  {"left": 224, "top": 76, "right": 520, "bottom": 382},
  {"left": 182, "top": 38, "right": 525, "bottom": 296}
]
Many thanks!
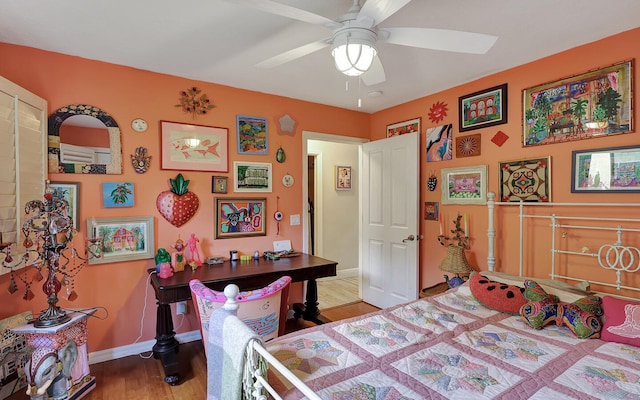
[{"left": 219, "top": 284, "right": 321, "bottom": 400}]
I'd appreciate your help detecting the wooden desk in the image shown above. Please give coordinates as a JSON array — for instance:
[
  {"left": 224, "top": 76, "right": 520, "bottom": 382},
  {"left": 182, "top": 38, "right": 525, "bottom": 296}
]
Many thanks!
[{"left": 148, "top": 253, "right": 337, "bottom": 384}]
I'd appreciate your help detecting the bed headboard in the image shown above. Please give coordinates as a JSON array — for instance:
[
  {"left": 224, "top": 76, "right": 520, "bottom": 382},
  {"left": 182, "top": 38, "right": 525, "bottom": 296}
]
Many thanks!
[{"left": 486, "top": 191, "right": 640, "bottom": 297}]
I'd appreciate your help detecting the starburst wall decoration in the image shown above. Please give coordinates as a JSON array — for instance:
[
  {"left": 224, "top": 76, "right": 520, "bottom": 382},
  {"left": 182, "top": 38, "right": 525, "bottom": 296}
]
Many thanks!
[{"left": 175, "top": 87, "right": 215, "bottom": 119}]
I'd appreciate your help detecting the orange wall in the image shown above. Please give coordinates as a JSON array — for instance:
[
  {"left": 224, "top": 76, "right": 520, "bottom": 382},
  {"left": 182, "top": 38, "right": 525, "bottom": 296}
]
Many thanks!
[
  {"left": 0, "top": 43, "right": 369, "bottom": 352},
  {"left": 371, "top": 28, "right": 640, "bottom": 290},
  {"left": 1, "top": 27, "right": 640, "bottom": 352}
]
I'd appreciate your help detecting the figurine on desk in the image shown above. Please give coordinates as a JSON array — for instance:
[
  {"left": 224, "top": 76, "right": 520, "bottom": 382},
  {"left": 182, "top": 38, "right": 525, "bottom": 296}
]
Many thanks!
[
  {"left": 155, "top": 248, "right": 173, "bottom": 279},
  {"left": 186, "top": 233, "right": 201, "bottom": 265},
  {"left": 171, "top": 238, "right": 186, "bottom": 272}
]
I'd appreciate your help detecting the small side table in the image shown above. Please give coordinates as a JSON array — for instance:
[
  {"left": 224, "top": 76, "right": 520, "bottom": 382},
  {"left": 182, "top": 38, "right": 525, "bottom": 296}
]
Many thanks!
[
  {"left": 420, "top": 282, "right": 450, "bottom": 298},
  {"left": 11, "top": 309, "right": 97, "bottom": 400}
]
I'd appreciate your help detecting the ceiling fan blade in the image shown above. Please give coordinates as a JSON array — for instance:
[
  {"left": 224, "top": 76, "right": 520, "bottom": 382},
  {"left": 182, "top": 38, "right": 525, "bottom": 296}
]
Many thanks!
[
  {"left": 256, "top": 39, "right": 330, "bottom": 68},
  {"left": 359, "top": 0, "right": 412, "bottom": 26},
  {"left": 362, "top": 56, "right": 386, "bottom": 85},
  {"left": 227, "top": 0, "right": 342, "bottom": 29},
  {"left": 380, "top": 27, "right": 498, "bottom": 54}
]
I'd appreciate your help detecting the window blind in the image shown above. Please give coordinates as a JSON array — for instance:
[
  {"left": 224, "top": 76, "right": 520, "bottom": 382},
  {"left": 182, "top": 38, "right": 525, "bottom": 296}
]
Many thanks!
[{"left": 0, "top": 76, "right": 47, "bottom": 275}]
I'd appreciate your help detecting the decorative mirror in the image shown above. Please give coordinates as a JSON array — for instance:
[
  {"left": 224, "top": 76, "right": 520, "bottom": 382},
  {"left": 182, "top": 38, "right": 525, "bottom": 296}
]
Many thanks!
[{"left": 48, "top": 104, "right": 122, "bottom": 174}]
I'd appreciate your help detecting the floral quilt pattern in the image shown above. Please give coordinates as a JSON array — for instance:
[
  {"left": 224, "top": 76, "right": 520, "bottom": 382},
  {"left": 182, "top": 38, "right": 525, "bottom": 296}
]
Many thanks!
[{"left": 266, "top": 283, "right": 640, "bottom": 399}]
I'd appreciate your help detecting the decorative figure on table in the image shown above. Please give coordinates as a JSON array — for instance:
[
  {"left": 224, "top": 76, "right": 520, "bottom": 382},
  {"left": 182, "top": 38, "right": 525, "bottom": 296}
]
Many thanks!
[
  {"left": 171, "top": 237, "right": 186, "bottom": 272},
  {"left": 186, "top": 233, "right": 201, "bottom": 265},
  {"left": 25, "top": 340, "right": 77, "bottom": 400},
  {"left": 437, "top": 213, "right": 474, "bottom": 288},
  {"left": 155, "top": 248, "right": 173, "bottom": 278}
]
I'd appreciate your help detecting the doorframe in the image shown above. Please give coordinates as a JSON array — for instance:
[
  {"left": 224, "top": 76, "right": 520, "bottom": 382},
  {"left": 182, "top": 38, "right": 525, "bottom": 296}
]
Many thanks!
[{"left": 301, "top": 131, "right": 368, "bottom": 258}]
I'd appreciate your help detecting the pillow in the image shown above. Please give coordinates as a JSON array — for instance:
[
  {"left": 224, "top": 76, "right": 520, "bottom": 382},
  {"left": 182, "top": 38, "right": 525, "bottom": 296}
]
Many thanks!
[
  {"left": 601, "top": 296, "right": 640, "bottom": 347},
  {"left": 481, "top": 271, "right": 591, "bottom": 303},
  {"left": 519, "top": 279, "right": 602, "bottom": 339},
  {"left": 469, "top": 272, "right": 526, "bottom": 314}
]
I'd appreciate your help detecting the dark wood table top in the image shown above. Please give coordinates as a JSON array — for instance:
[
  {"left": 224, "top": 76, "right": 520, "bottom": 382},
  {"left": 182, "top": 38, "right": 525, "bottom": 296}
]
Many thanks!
[{"left": 149, "top": 253, "right": 337, "bottom": 304}]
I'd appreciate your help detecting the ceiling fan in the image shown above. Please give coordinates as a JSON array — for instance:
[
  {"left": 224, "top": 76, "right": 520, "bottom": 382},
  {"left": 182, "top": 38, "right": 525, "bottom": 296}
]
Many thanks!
[{"left": 227, "top": 0, "right": 498, "bottom": 85}]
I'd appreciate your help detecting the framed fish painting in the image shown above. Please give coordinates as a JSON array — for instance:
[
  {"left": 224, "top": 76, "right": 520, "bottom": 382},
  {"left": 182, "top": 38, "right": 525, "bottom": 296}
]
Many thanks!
[{"left": 160, "top": 120, "right": 229, "bottom": 172}]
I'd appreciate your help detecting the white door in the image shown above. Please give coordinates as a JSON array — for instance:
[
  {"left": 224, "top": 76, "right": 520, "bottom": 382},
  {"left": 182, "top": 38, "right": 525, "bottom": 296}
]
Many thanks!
[{"left": 361, "top": 132, "right": 420, "bottom": 308}]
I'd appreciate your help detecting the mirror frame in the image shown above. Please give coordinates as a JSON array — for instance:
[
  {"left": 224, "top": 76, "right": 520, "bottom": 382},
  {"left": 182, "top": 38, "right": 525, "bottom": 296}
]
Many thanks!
[{"left": 48, "top": 104, "right": 122, "bottom": 174}]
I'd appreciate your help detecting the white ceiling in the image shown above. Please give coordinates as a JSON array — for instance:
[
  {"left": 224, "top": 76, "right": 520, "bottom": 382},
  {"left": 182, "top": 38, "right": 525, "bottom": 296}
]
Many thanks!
[{"left": 2, "top": 0, "right": 640, "bottom": 113}]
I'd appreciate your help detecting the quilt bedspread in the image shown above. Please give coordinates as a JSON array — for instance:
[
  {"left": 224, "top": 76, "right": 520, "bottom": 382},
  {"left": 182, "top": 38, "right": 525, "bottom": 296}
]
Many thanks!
[{"left": 266, "top": 284, "right": 640, "bottom": 399}]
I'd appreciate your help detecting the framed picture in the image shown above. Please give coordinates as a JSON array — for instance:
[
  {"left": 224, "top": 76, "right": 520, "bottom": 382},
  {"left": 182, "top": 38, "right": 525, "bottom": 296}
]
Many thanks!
[
  {"left": 498, "top": 156, "right": 552, "bottom": 202},
  {"left": 233, "top": 161, "right": 272, "bottom": 192},
  {"left": 212, "top": 176, "right": 228, "bottom": 194},
  {"left": 215, "top": 198, "right": 267, "bottom": 239},
  {"left": 571, "top": 145, "right": 640, "bottom": 193},
  {"left": 424, "top": 201, "right": 439, "bottom": 221},
  {"left": 386, "top": 117, "right": 421, "bottom": 138},
  {"left": 49, "top": 182, "right": 80, "bottom": 230},
  {"left": 459, "top": 83, "right": 508, "bottom": 132},
  {"left": 441, "top": 165, "right": 488, "bottom": 204},
  {"left": 522, "top": 60, "right": 633, "bottom": 147},
  {"left": 87, "top": 216, "right": 154, "bottom": 264},
  {"left": 426, "top": 124, "right": 453, "bottom": 162},
  {"left": 160, "top": 120, "right": 229, "bottom": 172},
  {"left": 455, "top": 133, "right": 482, "bottom": 158},
  {"left": 336, "top": 165, "right": 352, "bottom": 190},
  {"left": 237, "top": 115, "right": 268, "bottom": 155},
  {"left": 102, "top": 182, "right": 134, "bottom": 207}
]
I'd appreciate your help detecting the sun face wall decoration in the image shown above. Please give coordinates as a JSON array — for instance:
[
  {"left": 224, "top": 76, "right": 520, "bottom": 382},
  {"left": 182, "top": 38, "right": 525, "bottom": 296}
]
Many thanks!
[{"left": 428, "top": 101, "right": 448, "bottom": 124}]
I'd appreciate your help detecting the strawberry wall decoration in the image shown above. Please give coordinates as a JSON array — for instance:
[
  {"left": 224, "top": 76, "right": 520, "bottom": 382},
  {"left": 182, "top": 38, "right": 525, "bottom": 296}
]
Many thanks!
[{"left": 157, "top": 173, "right": 200, "bottom": 227}]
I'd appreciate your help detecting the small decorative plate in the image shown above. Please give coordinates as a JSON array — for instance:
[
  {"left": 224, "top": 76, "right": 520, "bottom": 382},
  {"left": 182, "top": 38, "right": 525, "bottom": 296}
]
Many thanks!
[{"left": 282, "top": 174, "right": 294, "bottom": 188}]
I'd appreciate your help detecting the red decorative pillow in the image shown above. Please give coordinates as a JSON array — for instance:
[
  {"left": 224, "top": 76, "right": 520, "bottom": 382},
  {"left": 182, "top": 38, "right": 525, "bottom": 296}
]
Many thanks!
[
  {"left": 601, "top": 296, "right": 640, "bottom": 346},
  {"left": 469, "top": 272, "right": 526, "bottom": 314}
]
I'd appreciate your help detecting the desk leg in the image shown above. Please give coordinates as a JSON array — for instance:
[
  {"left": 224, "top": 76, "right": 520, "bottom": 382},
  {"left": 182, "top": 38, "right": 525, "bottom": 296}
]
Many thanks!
[
  {"left": 293, "top": 278, "right": 330, "bottom": 325},
  {"left": 152, "top": 302, "right": 181, "bottom": 385}
]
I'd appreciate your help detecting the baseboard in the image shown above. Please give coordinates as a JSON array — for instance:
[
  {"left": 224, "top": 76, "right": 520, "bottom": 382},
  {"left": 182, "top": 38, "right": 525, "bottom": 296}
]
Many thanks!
[
  {"left": 88, "top": 330, "right": 201, "bottom": 365},
  {"left": 320, "top": 267, "right": 358, "bottom": 280}
]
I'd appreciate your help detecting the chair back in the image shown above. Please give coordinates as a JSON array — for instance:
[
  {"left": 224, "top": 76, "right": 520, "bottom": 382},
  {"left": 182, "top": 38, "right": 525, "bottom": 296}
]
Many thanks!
[{"left": 189, "top": 276, "right": 291, "bottom": 351}]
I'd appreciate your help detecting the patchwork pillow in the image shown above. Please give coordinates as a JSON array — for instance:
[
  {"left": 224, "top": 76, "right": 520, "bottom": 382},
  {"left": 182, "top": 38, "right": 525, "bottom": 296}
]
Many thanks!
[
  {"left": 519, "top": 279, "right": 603, "bottom": 339},
  {"left": 601, "top": 296, "right": 640, "bottom": 347},
  {"left": 469, "top": 272, "right": 526, "bottom": 314}
]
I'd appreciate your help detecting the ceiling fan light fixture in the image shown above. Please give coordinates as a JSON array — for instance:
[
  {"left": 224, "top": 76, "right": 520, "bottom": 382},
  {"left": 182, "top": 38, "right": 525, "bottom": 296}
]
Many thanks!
[{"left": 332, "top": 28, "right": 377, "bottom": 77}]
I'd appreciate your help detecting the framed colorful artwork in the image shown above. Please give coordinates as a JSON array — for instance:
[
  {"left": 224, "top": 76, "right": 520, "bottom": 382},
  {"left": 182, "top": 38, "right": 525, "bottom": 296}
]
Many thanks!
[
  {"left": 49, "top": 181, "right": 80, "bottom": 230},
  {"left": 87, "top": 216, "right": 154, "bottom": 264},
  {"left": 571, "top": 145, "right": 640, "bottom": 193},
  {"left": 498, "top": 156, "right": 551, "bottom": 202},
  {"left": 237, "top": 115, "right": 268, "bottom": 155},
  {"left": 424, "top": 201, "right": 439, "bottom": 221},
  {"left": 523, "top": 60, "right": 633, "bottom": 147},
  {"left": 102, "top": 182, "right": 134, "bottom": 207},
  {"left": 455, "top": 133, "right": 482, "bottom": 158},
  {"left": 459, "top": 83, "right": 508, "bottom": 132},
  {"left": 386, "top": 117, "right": 421, "bottom": 137},
  {"left": 336, "top": 165, "right": 352, "bottom": 190},
  {"left": 215, "top": 198, "right": 267, "bottom": 238},
  {"left": 212, "top": 176, "right": 228, "bottom": 194},
  {"left": 233, "top": 161, "right": 272, "bottom": 192},
  {"left": 441, "top": 165, "right": 488, "bottom": 205},
  {"left": 426, "top": 124, "right": 453, "bottom": 162},
  {"left": 160, "top": 120, "right": 228, "bottom": 172}
]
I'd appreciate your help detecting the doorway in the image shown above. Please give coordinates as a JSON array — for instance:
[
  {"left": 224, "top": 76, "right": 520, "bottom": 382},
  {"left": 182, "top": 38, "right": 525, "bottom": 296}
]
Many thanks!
[{"left": 302, "top": 132, "right": 367, "bottom": 308}]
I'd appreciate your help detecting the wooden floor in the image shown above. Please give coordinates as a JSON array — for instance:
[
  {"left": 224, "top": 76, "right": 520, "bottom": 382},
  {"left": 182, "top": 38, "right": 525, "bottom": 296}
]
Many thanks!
[
  {"left": 6, "top": 301, "right": 379, "bottom": 400},
  {"left": 317, "top": 276, "right": 359, "bottom": 309}
]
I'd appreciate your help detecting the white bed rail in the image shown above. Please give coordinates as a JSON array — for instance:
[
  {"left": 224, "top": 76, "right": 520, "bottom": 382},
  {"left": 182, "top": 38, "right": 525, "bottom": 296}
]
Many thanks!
[
  {"left": 221, "top": 284, "right": 321, "bottom": 400},
  {"left": 487, "top": 191, "right": 640, "bottom": 295}
]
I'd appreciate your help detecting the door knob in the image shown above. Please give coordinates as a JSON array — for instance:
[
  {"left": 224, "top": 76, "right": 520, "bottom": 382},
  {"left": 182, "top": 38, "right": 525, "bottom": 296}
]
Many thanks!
[{"left": 402, "top": 235, "right": 415, "bottom": 242}]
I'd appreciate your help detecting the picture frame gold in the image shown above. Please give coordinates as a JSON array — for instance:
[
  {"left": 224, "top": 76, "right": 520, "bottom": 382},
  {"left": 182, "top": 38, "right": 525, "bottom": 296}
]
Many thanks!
[{"left": 498, "top": 156, "right": 551, "bottom": 202}]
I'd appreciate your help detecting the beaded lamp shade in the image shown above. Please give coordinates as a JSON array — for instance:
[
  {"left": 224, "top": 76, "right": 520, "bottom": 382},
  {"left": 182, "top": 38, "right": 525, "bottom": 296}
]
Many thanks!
[{"left": 438, "top": 245, "right": 473, "bottom": 275}]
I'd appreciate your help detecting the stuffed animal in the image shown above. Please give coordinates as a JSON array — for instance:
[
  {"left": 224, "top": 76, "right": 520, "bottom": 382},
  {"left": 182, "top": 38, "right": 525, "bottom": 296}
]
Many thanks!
[{"left": 519, "top": 279, "right": 603, "bottom": 339}]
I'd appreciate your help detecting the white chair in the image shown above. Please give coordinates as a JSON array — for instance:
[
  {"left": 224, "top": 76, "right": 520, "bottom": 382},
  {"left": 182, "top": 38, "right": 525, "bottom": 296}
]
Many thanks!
[{"left": 189, "top": 276, "right": 291, "bottom": 352}]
